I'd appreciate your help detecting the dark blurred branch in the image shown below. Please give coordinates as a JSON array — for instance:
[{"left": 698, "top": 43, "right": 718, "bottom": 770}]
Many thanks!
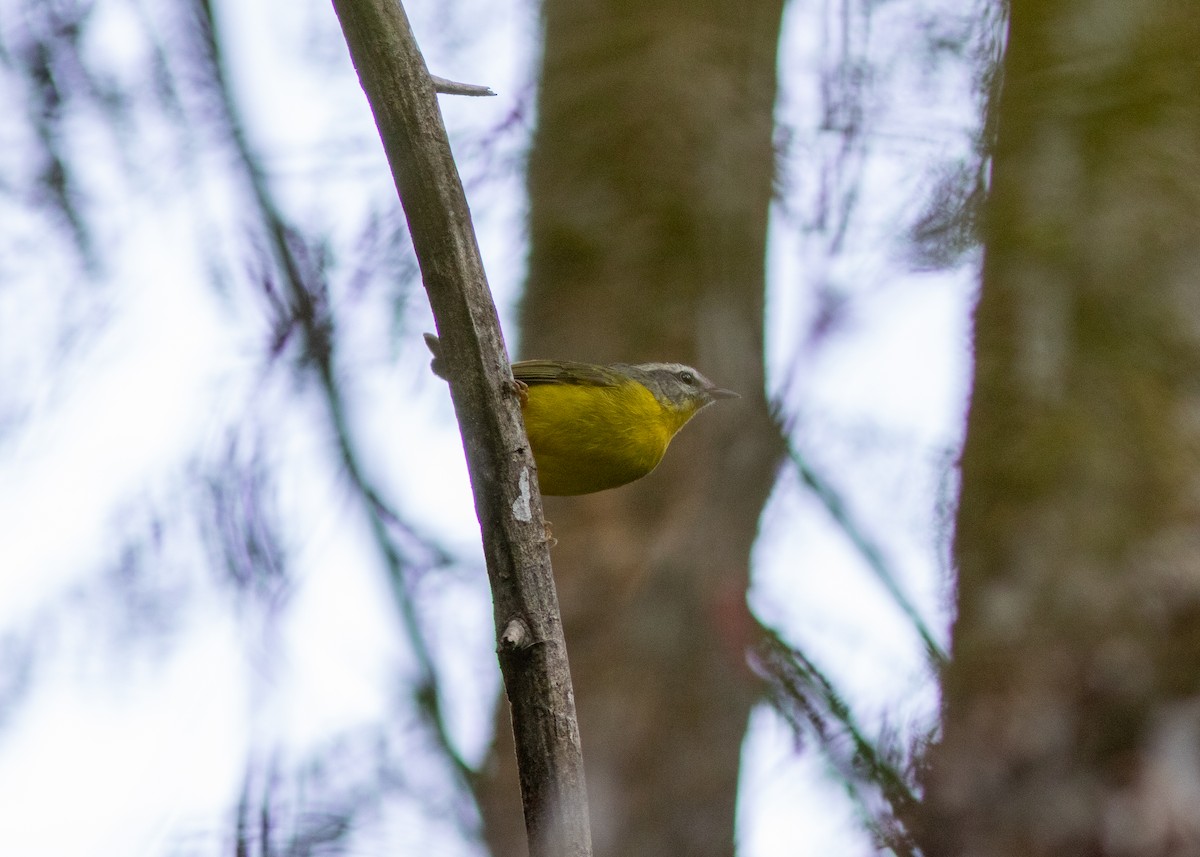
[
  {"left": 330, "top": 1, "right": 591, "bottom": 855},
  {"left": 4, "top": 1, "right": 105, "bottom": 269},
  {"left": 787, "top": 439, "right": 948, "bottom": 668},
  {"left": 185, "top": 0, "right": 476, "bottom": 811},
  {"left": 203, "top": 439, "right": 291, "bottom": 611},
  {"left": 752, "top": 620, "right": 922, "bottom": 857}
]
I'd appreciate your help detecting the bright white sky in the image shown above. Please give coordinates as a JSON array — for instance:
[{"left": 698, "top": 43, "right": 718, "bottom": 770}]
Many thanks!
[{"left": 0, "top": 0, "right": 979, "bottom": 853}]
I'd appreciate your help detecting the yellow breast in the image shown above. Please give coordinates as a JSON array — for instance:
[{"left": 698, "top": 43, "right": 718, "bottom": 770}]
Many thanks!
[{"left": 520, "top": 380, "right": 690, "bottom": 495}]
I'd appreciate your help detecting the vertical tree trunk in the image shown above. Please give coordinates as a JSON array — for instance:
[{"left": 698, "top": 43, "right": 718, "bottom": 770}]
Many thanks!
[
  {"left": 921, "top": 3, "right": 1200, "bottom": 855},
  {"left": 477, "top": 0, "right": 785, "bottom": 854}
]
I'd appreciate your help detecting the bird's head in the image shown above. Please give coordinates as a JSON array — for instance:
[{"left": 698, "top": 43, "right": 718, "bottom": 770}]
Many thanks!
[{"left": 625, "top": 362, "right": 740, "bottom": 417}]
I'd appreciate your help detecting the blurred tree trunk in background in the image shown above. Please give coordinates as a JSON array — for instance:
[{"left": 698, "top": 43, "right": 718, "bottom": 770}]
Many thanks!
[
  {"left": 920, "top": 2, "right": 1200, "bottom": 855},
  {"left": 476, "top": 0, "right": 785, "bottom": 854}
]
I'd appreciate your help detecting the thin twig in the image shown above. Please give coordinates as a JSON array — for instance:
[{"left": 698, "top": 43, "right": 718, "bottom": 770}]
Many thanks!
[{"left": 431, "top": 74, "right": 496, "bottom": 97}]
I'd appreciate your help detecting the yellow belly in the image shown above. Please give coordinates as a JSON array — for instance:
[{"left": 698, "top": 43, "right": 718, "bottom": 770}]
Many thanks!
[{"left": 520, "top": 381, "right": 679, "bottom": 495}]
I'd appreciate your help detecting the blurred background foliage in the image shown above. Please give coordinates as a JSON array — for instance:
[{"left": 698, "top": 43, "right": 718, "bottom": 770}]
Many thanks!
[{"left": 0, "top": 0, "right": 993, "bottom": 853}]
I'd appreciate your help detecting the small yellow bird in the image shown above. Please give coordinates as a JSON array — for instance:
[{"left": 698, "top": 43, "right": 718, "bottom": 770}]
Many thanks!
[{"left": 425, "top": 334, "right": 738, "bottom": 495}]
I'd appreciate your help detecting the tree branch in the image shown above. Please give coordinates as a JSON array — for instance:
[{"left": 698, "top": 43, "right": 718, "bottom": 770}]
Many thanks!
[{"left": 330, "top": 2, "right": 592, "bottom": 855}]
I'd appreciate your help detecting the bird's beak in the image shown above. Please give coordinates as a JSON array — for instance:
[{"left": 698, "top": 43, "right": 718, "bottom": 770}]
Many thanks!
[{"left": 707, "top": 386, "right": 740, "bottom": 400}]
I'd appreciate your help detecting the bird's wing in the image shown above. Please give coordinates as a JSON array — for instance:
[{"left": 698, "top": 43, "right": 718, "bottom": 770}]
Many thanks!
[{"left": 512, "top": 360, "right": 625, "bottom": 387}]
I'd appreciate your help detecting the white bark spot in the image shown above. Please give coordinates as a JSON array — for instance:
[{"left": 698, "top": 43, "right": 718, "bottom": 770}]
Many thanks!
[{"left": 512, "top": 467, "right": 532, "bottom": 522}]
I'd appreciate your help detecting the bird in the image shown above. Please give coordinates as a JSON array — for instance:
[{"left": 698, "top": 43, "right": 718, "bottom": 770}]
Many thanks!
[{"left": 424, "top": 334, "right": 738, "bottom": 495}]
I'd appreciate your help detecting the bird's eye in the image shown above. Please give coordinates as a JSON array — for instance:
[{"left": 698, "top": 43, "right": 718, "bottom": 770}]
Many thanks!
[{"left": 678, "top": 370, "right": 696, "bottom": 386}]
